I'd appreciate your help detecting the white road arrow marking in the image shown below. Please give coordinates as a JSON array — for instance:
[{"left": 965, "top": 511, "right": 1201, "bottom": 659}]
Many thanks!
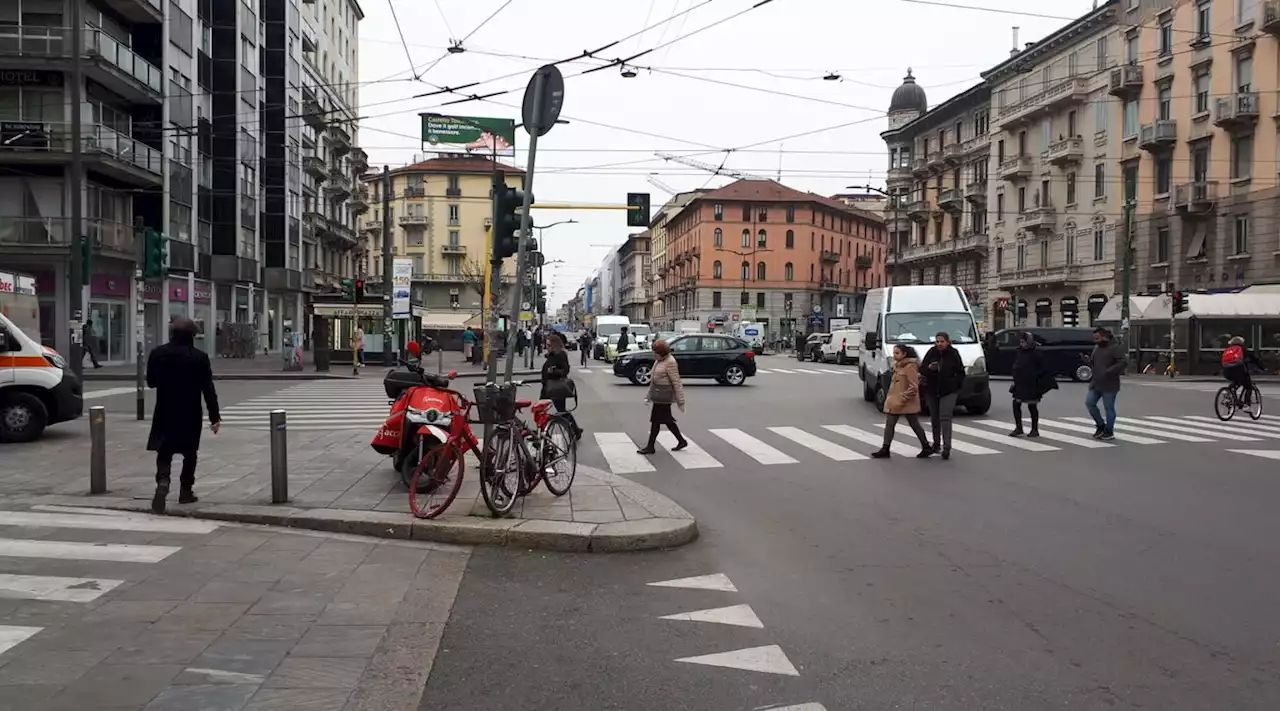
[
  {"left": 647, "top": 573, "right": 737, "bottom": 592},
  {"left": 674, "top": 644, "right": 800, "bottom": 676},
  {"left": 659, "top": 604, "right": 763, "bottom": 628}
]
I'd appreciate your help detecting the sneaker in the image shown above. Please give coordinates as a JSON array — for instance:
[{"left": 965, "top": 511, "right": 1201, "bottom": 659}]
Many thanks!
[
  {"left": 1008, "top": 428, "right": 1025, "bottom": 437},
  {"left": 1027, "top": 429, "right": 1040, "bottom": 438},
  {"left": 916, "top": 448, "right": 933, "bottom": 459},
  {"left": 1098, "top": 430, "right": 1116, "bottom": 441},
  {"left": 1091, "top": 427, "right": 1104, "bottom": 439}
]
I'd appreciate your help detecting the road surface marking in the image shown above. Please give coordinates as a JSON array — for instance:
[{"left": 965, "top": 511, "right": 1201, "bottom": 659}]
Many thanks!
[
  {"left": 659, "top": 604, "right": 764, "bottom": 628},
  {"left": 593, "top": 432, "right": 656, "bottom": 474},
  {"left": 1034, "top": 419, "right": 1166, "bottom": 444},
  {"left": 30, "top": 505, "right": 136, "bottom": 517},
  {"left": 83, "top": 386, "right": 138, "bottom": 399},
  {"left": 648, "top": 573, "right": 737, "bottom": 592},
  {"left": 1061, "top": 417, "right": 1218, "bottom": 442},
  {"left": 946, "top": 423, "right": 1060, "bottom": 451},
  {"left": 0, "top": 626, "right": 41, "bottom": 656},
  {"left": 761, "top": 705, "right": 827, "bottom": 711},
  {"left": 1226, "top": 449, "right": 1280, "bottom": 460},
  {"left": 823, "top": 424, "right": 919, "bottom": 457},
  {"left": 771, "top": 369, "right": 796, "bottom": 374},
  {"left": 1142, "top": 416, "right": 1280, "bottom": 440},
  {"left": 0, "top": 573, "right": 123, "bottom": 602},
  {"left": 656, "top": 432, "right": 722, "bottom": 469},
  {"left": 1074, "top": 417, "right": 1259, "bottom": 442},
  {"left": 974, "top": 420, "right": 1114, "bottom": 448},
  {"left": 674, "top": 644, "right": 800, "bottom": 676},
  {"left": 793, "top": 369, "right": 822, "bottom": 374},
  {"left": 709, "top": 429, "right": 798, "bottom": 465},
  {"left": 861, "top": 424, "right": 1000, "bottom": 455},
  {"left": 820, "top": 369, "right": 845, "bottom": 374},
  {"left": 0, "top": 539, "right": 181, "bottom": 564},
  {"left": 0, "top": 511, "right": 221, "bottom": 535},
  {"left": 767, "top": 426, "right": 866, "bottom": 461},
  {"left": 755, "top": 368, "right": 773, "bottom": 374},
  {"left": 1182, "top": 415, "right": 1280, "bottom": 437}
]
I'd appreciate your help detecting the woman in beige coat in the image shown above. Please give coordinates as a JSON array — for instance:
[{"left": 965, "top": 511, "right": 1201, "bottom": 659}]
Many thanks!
[
  {"left": 637, "top": 339, "right": 688, "bottom": 454},
  {"left": 872, "top": 344, "right": 933, "bottom": 459}
]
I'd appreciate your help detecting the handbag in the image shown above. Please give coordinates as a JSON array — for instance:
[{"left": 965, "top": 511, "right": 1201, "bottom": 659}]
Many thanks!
[
  {"left": 543, "top": 376, "right": 576, "bottom": 401},
  {"left": 649, "top": 366, "right": 676, "bottom": 404}
]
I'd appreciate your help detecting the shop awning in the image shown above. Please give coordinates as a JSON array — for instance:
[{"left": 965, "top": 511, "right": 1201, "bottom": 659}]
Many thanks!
[
  {"left": 312, "top": 303, "right": 384, "bottom": 318},
  {"left": 1177, "top": 292, "right": 1280, "bottom": 320},
  {"left": 1094, "top": 295, "right": 1158, "bottom": 323},
  {"left": 419, "top": 312, "right": 475, "bottom": 330}
]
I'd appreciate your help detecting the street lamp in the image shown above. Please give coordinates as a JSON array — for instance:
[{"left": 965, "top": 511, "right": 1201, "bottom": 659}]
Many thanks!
[{"left": 530, "top": 220, "right": 578, "bottom": 325}]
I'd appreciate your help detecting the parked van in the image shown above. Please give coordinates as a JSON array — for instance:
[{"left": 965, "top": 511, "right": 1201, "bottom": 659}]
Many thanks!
[
  {"left": 859, "top": 285, "right": 990, "bottom": 414},
  {"left": 984, "top": 327, "right": 1094, "bottom": 381},
  {"left": 827, "top": 327, "right": 861, "bottom": 365},
  {"left": 0, "top": 276, "right": 83, "bottom": 441}
]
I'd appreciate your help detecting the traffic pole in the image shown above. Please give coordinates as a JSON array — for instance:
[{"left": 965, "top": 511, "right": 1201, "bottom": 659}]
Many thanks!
[
  {"left": 381, "top": 165, "right": 394, "bottom": 367},
  {"left": 503, "top": 69, "right": 547, "bottom": 382},
  {"left": 1120, "top": 199, "right": 1134, "bottom": 352}
]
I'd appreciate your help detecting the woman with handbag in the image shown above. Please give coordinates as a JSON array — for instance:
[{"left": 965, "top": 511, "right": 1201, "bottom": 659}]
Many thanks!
[
  {"left": 541, "top": 333, "right": 582, "bottom": 440},
  {"left": 637, "top": 339, "right": 688, "bottom": 455},
  {"left": 871, "top": 344, "right": 933, "bottom": 459}
]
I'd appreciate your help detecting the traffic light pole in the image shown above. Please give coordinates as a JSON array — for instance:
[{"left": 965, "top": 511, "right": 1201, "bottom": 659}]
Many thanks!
[
  {"left": 504, "top": 70, "right": 547, "bottom": 382},
  {"left": 67, "top": 0, "right": 85, "bottom": 379},
  {"left": 134, "top": 219, "right": 145, "bottom": 421},
  {"left": 381, "top": 165, "right": 394, "bottom": 367},
  {"left": 1120, "top": 199, "right": 1134, "bottom": 353}
]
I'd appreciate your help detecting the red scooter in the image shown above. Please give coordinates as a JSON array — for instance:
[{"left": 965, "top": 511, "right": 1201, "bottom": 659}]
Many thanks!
[{"left": 371, "top": 341, "right": 459, "bottom": 490}]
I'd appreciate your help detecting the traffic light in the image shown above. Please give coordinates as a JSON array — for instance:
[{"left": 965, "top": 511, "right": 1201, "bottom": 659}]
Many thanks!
[
  {"left": 626, "top": 192, "right": 651, "bottom": 227},
  {"left": 78, "top": 235, "right": 93, "bottom": 285},
  {"left": 142, "top": 228, "right": 167, "bottom": 278},
  {"left": 493, "top": 185, "right": 532, "bottom": 260},
  {"left": 1172, "top": 290, "right": 1188, "bottom": 315},
  {"left": 354, "top": 279, "right": 364, "bottom": 304},
  {"left": 341, "top": 278, "right": 355, "bottom": 301}
]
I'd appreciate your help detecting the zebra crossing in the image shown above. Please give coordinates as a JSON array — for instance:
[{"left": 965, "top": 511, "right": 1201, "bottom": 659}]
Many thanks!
[
  {"left": 588, "top": 413, "right": 1280, "bottom": 474},
  {"left": 575, "top": 366, "right": 857, "bottom": 376},
  {"left": 1130, "top": 379, "right": 1280, "bottom": 395},
  {"left": 218, "top": 379, "right": 392, "bottom": 431},
  {"left": 0, "top": 506, "right": 221, "bottom": 657}
]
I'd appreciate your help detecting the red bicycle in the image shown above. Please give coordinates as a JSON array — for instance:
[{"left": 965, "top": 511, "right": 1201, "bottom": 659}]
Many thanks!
[{"left": 407, "top": 385, "right": 482, "bottom": 519}]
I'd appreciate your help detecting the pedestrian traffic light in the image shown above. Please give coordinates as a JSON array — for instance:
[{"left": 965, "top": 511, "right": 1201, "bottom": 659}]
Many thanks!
[
  {"left": 142, "top": 228, "right": 167, "bottom": 278},
  {"left": 353, "top": 279, "right": 364, "bottom": 305},
  {"left": 493, "top": 185, "right": 532, "bottom": 260},
  {"left": 626, "top": 192, "right": 651, "bottom": 227},
  {"left": 1172, "top": 289, "right": 1188, "bottom": 315}
]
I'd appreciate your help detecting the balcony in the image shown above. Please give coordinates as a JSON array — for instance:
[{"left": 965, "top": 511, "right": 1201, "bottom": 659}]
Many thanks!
[
  {"left": 995, "top": 77, "right": 1090, "bottom": 129},
  {"left": 855, "top": 254, "right": 873, "bottom": 270},
  {"left": 995, "top": 264, "right": 1083, "bottom": 289},
  {"left": 301, "top": 89, "right": 326, "bottom": 130},
  {"left": 963, "top": 181, "right": 987, "bottom": 204},
  {"left": 887, "top": 166, "right": 912, "bottom": 182},
  {"left": 938, "top": 187, "right": 965, "bottom": 213},
  {"left": 349, "top": 186, "right": 369, "bottom": 214},
  {"left": 446, "top": 187, "right": 462, "bottom": 197},
  {"left": 1214, "top": 92, "right": 1259, "bottom": 130},
  {"left": 398, "top": 214, "right": 429, "bottom": 228},
  {"left": 998, "top": 155, "right": 1032, "bottom": 180},
  {"left": 820, "top": 250, "right": 840, "bottom": 263},
  {"left": 326, "top": 218, "right": 357, "bottom": 246},
  {"left": 84, "top": 27, "right": 164, "bottom": 103},
  {"left": 1044, "top": 136, "right": 1084, "bottom": 166},
  {"left": 1171, "top": 181, "right": 1218, "bottom": 216},
  {"left": 942, "top": 143, "right": 964, "bottom": 164},
  {"left": 906, "top": 200, "right": 933, "bottom": 222},
  {"left": 349, "top": 147, "right": 368, "bottom": 174},
  {"left": 820, "top": 280, "right": 840, "bottom": 292},
  {"left": 1016, "top": 205, "right": 1057, "bottom": 235},
  {"left": 896, "top": 232, "right": 989, "bottom": 263},
  {"left": 884, "top": 216, "right": 912, "bottom": 233},
  {"left": 441, "top": 243, "right": 467, "bottom": 256},
  {"left": 403, "top": 185, "right": 425, "bottom": 199},
  {"left": 1139, "top": 120, "right": 1177, "bottom": 151},
  {"left": 926, "top": 151, "right": 946, "bottom": 171},
  {"left": 303, "top": 155, "right": 327, "bottom": 180},
  {"left": 99, "top": 0, "right": 163, "bottom": 22},
  {"left": 960, "top": 133, "right": 990, "bottom": 155},
  {"left": 328, "top": 125, "right": 351, "bottom": 155},
  {"left": 0, "top": 121, "right": 161, "bottom": 186},
  {"left": 1108, "top": 64, "right": 1144, "bottom": 97},
  {"left": 361, "top": 218, "right": 381, "bottom": 233},
  {"left": 1264, "top": 0, "right": 1280, "bottom": 34},
  {"left": 911, "top": 156, "right": 930, "bottom": 178},
  {"left": 325, "top": 170, "right": 351, "bottom": 200}
]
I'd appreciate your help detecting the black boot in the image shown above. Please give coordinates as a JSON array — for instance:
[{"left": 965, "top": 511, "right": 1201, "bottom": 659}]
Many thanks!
[
  {"left": 151, "top": 485, "right": 169, "bottom": 514},
  {"left": 916, "top": 445, "right": 933, "bottom": 458},
  {"left": 870, "top": 448, "right": 891, "bottom": 459},
  {"left": 1028, "top": 404, "right": 1040, "bottom": 437},
  {"left": 941, "top": 448, "right": 951, "bottom": 460},
  {"left": 178, "top": 489, "right": 199, "bottom": 505}
]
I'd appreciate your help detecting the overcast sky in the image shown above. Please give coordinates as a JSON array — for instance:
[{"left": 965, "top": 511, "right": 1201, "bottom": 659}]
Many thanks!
[{"left": 356, "top": 0, "right": 1100, "bottom": 311}]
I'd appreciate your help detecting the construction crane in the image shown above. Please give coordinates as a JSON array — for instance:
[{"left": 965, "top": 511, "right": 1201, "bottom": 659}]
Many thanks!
[
  {"left": 646, "top": 174, "right": 678, "bottom": 195},
  {"left": 654, "top": 152, "right": 771, "bottom": 182}
]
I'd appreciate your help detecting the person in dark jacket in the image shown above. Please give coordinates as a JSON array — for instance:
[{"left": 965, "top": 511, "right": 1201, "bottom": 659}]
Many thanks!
[
  {"left": 1009, "top": 332, "right": 1056, "bottom": 437},
  {"left": 920, "top": 331, "right": 966, "bottom": 459},
  {"left": 540, "top": 333, "right": 581, "bottom": 439},
  {"left": 146, "top": 317, "right": 221, "bottom": 514},
  {"left": 577, "top": 331, "right": 592, "bottom": 366},
  {"left": 1086, "top": 327, "right": 1127, "bottom": 440},
  {"left": 533, "top": 328, "right": 544, "bottom": 356},
  {"left": 616, "top": 326, "right": 630, "bottom": 355}
]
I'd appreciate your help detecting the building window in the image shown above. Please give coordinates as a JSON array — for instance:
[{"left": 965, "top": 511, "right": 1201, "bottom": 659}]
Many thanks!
[
  {"left": 996, "top": 193, "right": 1004, "bottom": 221},
  {"left": 758, "top": 207, "right": 768, "bottom": 222},
  {"left": 1157, "top": 85, "right": 1172, "bottom": 120},
  {"left": 785, "top": 262, "right": 794, "bottom": 280},
  {"left": 1066, "top": 231, "right": 1076, "bottom": 264},
  {"left": 757, "top": 229, "right": 767, "bottom": 248},
  {"left": 1155, "top": 156, "right": 1172, "bottom": 196},
  {"left": 1195, "top": 1, "right": 1211, "bottom": 41},
  {"left": 1192, "top": 144, "right": 1210, "bottom": 182},
  {"left": 1040, "top": 239, "right": 1049, "bottom": 267},
  {"left": 448, "top": 204, "right": 460, "bottom": 224},
  {"left": 1066, "top": 172, "right": 1077, "bottom": 205},
  {"left": 1158, "top": 19, "right": 1173, "bottom": 57},
  {"left": 1194, "top": 71, "right": 1210, "bottom": 114},
  {"left": 1123, "top": 99, "right": 1138, "bottom": 138},
  {"left": 1093, "top": 228, "right": 1105, "bottom": 262},
  {"left": 1016, "top": 244, "right": 1025, "bottom": 270},
  {"left": 741, "top": 229, "right": 750, "bottom": 248},
  {"left": 1231, "top": 134, "right": 1253, "bottom": 179},
  {"left": 1095, "top": 100, "right": 1107, "bottom": 136},
  {"left": 1094, "top": 164, "right": 1105, "bottom": 198},
  {"left": 995, "top": 246, "right": 1003, "bottom": 272},
  {"left": 741, "top": 261, "right": 750, "bottom": 280},
  {"left": 756, "top": 262, "right": 766, "bottom": 280},
  {"left": 1017, "top": 187, "right": 1026, "bottom": 213},
  {"left": 1124, "top": 32, "right": 1139, "bottom": 64},
  {"left": 713, "top": 228, "right": 723, "bottom": 247},
  {"left": 741, "top": 204, "right": 751, "bottom": 221},
  {"left": 785, "top": 229, "right": 794, "bottom": 248},
  {"left": 448, "top": 229, "right": 460, "bottom": 245},
  {"left": 712, "top": 291, "right": 722, "bottom": 308},
  {"left": 756, "top": 292, "right": 766, "bottom": 308},
  {"left": 1234, "top": 214, "right": 1249, "bottom": 254},
  {"left": 713, "top": 261, "right": 722, "bottom": 279},
  {"left": 1095, "top": 35, "right": 1108, "bottom": 71},
  {"left": 713, "top": 203, "right": 723, "bottom": 220},
  {"left": 785, "top": 205, "right": 795, "bottom": 222},
  {"left": 1156, "top": 227, "right": 1169, "bottom": 263},
  {"left": 740, "top": 290, "right": 750, "bottom": 305}
]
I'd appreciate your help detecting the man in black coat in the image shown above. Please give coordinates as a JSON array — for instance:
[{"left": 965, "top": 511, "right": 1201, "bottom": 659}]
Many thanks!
[{"left": 147, "top": 317, "right": 221, "bottom": 514}]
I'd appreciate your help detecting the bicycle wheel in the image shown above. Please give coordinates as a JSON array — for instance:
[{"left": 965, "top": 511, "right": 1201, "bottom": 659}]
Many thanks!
[
  {"left": 1248, "top": 386, "right": 1263, "bottom": 420},
  {"left": 408, "top": 442, "right": 464, "bottom": 519},
  {"left": 540, "top": 417, "right": 577, "bottom": 497},
  {"left": 1214, "top": 386, "right": 1236, "bottom": 421},
  {"left": 479, "top": 425, "right": 522, "bottom": 517}
]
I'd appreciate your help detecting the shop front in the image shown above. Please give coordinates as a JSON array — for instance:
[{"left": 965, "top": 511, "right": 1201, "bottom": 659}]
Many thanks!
[
  {"left": 1087, "top": 294, "right": 1109, "bottom": 326},
  {"left": 87, "top": 269, "right": 132, "bottom": 364},
  {"left": 1060, "top": 296, "right": 1080, "bottom": 327},
  {"left": 1034, "top": 298, "right": 1053, "bottom": 327}
]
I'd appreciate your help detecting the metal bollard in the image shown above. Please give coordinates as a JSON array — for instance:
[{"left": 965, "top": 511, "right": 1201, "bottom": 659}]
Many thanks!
[
  {"left": 89, "top": 406, "right": 106, "bottom": 494},
  {"left": 269, "top": 409, "right": 288, "bottom": 503}
]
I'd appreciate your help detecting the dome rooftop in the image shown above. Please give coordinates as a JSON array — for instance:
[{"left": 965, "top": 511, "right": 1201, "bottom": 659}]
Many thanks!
[{"left": 889, "top": 68, "right": 928, "bottom": 114}]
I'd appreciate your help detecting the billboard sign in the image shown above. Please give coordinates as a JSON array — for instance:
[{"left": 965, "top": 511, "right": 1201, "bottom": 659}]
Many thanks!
[
  {"left": 420, "top": 114, "right": 516, "bottom": 157},
  {"left": 392, "top": 258, "right": 413, "bottom": 319}
]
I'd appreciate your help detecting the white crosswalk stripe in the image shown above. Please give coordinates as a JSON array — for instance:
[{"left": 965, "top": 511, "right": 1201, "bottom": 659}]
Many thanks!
[
  {"left": 656, "top": 432, "right": 722, "bottom": 469},
  {"left": 1035, "top": 418, "right": 1166, "bottom": 444},
  {"left": 217, "top": 381, "right": 391, "bottom": 431},
  {"left": 708, "top": 428, "right": 797, "bottom": 465},
  {"left": 974, "top": 419, "right": 1115, "bottom": 448},
  {"left": 768, "top": 426, "right": 866, "bottom": 461},
  {"left": 1062, "top": 416, "right": 1219, "bottom": 442},
  {"left": 1142, "top": 415, "right": 1280, "bottom": 440},
  {"left": 865, "top": 423, "right": 1001, "bottom": 455}
]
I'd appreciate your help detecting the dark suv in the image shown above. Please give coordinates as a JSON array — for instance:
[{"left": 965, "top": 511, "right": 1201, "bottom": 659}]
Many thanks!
[{"left": 613, "top": 334, "right": 757, "bottom": 386}]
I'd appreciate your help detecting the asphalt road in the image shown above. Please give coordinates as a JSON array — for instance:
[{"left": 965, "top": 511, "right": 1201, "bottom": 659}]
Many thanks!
[{"left": 423, "top": 354, "right": 1280, "bottom": 710}]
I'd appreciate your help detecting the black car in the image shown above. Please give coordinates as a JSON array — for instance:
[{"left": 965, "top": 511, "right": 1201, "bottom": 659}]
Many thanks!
[
  {"left": 984, "top": 327, "right": 1095, "bottom": 382},
  {"left": 612, "top": 334, "right": 757, "bottom": 386}
]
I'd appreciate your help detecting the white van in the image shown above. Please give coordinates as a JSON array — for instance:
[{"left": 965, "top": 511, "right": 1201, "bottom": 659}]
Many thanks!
[
  {"left": 827, "top": 327, "right": 861, "bottom": 365},
  {"left": 858, "top": 285, "right": 990, "bottom": 414},
  {"left": 592, "top": 315, "right": 631, "bottom": 360},
  {"left": 0, "top": 310, "right": 84, "bottom": 442}
]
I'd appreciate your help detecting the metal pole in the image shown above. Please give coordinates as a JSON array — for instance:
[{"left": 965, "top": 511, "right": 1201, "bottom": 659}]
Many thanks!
[
  {"left": 269, "top": 409, "right": 288, "bottom": 503},
  {"left": 504, "top": 71, "right": 546, "bottom": 381},
  {"left": 68, "top": 1, "right": 85, "bottom": 378},
  {"left": 1120, "top": 199, "right": 1134, "bottom": 352},
  {"left": 483, "top": 169, "right": 504, "bottom": 449},
  {"left": 89, "top": 405, "right": 106, "bottom": 494},
  {"left": 381, "top": 165, "right": 394, "bottom": 367},
  {"left": 134, "top": 219, "right": 145, "bottom": 420}
]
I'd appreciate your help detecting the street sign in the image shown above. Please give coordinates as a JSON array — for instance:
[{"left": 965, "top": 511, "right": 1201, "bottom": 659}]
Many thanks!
[
  {"left": 521, "top": 64, "right": 565, "bottom": 137},
  {"left": 521, "top": 301, "right": 531, "bottom": 310},
  {"left": 811, "top": 304, "right": 821, "bottom": 314},
  {"left": 520, "top": 311, "right": 534, "bottom": 322}
]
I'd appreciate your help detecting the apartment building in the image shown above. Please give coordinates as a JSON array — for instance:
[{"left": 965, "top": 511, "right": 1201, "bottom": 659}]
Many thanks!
[
  {"left": 1118, "top": 0, "right": 1280, "bottom": 296},
  {"left": 660, "top": 179, "right": 886, "bottom": 337},
  {"left": 648, "top": 189, "right": 706, "bottom": 329},
  {"left": 880, "top": 76, "right": 992, "bottom": 323},
  {"left": 359, "top": 157, "right": 522, "bottom": 329},
  {"left": 618, "top": 231, "right": 650, "bottom": 323}
]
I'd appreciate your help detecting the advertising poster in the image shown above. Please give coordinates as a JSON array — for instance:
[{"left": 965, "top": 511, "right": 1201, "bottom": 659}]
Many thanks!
[{"left": 392, "top": 258, "right": 413, "bottom": 320}]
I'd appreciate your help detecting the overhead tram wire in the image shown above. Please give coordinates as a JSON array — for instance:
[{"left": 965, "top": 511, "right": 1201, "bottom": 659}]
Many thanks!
[{"left": 386, "top": 0, "right": 420, "bottom": 79}]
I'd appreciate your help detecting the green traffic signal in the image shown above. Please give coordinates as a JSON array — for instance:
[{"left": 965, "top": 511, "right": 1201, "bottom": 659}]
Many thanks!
[
  {"left": 143, "top": 229, "right": 168, "bottom": 278},
  {"left": 493, "top": 186, "right": 532, "bottom": 260}
]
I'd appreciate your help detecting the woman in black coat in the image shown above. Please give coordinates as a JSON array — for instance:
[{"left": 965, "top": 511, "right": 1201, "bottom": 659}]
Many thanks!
[
  {"left": 1009, "top": 332, "right": 1056, "bottom": 437},
  {"left": 920, "top": 331, "right": 966, "bottom": 459},
  {"left": 146, "top": 317, "right": 221, "bottom": 513}
]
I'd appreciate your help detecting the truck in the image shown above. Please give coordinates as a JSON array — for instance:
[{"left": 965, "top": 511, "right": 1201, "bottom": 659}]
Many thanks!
[
  {"left": 733, "top": 322, "right": 766, "bottom": 353},
  {"left": 673, "top": 319, "right": 701, "bottom": 335},
  {"left": 0, "top": 270, "right": 84, "bottom": 441}
]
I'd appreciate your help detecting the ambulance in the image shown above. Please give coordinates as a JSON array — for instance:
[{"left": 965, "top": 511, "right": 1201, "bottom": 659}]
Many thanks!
[{"left": 0, "top": 271, "right": 83, "bottom": 442}]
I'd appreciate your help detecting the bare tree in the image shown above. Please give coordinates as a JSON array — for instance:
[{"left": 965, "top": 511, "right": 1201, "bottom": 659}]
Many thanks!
[{"left": 459, "top": 257, "right": 514, "bottom": 308}]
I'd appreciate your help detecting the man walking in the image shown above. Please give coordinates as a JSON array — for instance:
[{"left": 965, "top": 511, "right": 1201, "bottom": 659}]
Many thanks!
[
  {"left": 1085, "top": 326, "right": 1127, "bottom": 441},
  {"left": 146, "top": 317, "right": 220, "bottom": 514},
  {"left": 81, "top": 319, "right": 102, "bottom": 368},
  {"left": 461, "top": 326, "right": 475, "bottom": 363}
]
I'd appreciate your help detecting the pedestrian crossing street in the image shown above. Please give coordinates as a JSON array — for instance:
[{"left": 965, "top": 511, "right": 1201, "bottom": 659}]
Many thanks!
[
  {"left": 587, "top": 413, "right": 1280, "bottom": 474},
  {"left": 576, "top": 366, "right": 857, "bottom": 376},
  {"left": 0, "top": 506, "right": 222, "bottom": 657}
]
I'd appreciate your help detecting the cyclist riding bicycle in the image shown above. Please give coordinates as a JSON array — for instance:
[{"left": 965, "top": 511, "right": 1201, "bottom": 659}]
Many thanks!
[{"left": 1222, "top": 335, "right": 1262, "bottom": 405}]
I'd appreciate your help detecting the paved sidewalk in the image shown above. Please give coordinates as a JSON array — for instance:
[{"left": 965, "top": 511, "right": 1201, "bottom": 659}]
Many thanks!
[
  {"left": 84, "top": 353, "right": 536, "bottom": 382},
  {"left": 0, "top": 420, "right": 697, "bottom": 553}
]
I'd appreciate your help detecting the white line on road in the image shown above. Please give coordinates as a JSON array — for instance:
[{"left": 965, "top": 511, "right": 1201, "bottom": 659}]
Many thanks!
[
  {"left": 648, "top": 573, "right": 738, "bottom": 592},
  {"left": 1182, "top": 415, "right": 1280, "bottom": 437},
  {"left": 823, "top": 424, "right": 919, "bottom": 457},
  {"left": 0, "top": 573, "right": 123, "bottom": 602},
  {"left": 83, "top": 386, "right": 139, "bottom": 399},
  {"left": 770, "top": 369, "right": 796, "bottom": 374},
  {"left": 1226, "top": 449, "right": 1280, "bottom": 460},
  {"left": 793, "top": 369, "right": 822, "bottom": 374},
  {"left": 659, "top": 604, "right": 764, "bottom": 628},
  {"left": 1142, "top": 415, "right": 1280, "bottom": 440},
  {"left": 656, "top": 432, "right": 722, "bottom": 469},
  {"left": 820, "top": 369, "right": 845, "bottom": 374},
  {"left": 863, "top": 424, "right": 1000, "bottom": 455},
  {"left": 1061, "top": 417, "right": 1218, "bottom": 442},
  {"left": 592, "top": 432, "right": 656, "bottom": 474},
  {"left": 0, "top": 625, "right": 42, "bottom": 656},
  {"left": 768, "top": 426, "right": 866, "bottom": 461},
  {"left": 946, "top": 423, "right": 1061, "bottom": 451},
  {"left": 0, "top": 539, "right": 181, "bottom": 563},
  {"left": 0, "top": 511, "right": 221, "bottom": 535},
  {"left": 1034, "top": 419, "right": 1166, "bottom": 445},
  {"left": 674, "top": 644, "right": 800, "bottom": 676},
  {"left": 708, "top": 428, "right": 797, "bottom": 465},
  {"left": 755, "top": 369, "right": 773, "bottom": 374},
  {"left": 1070, "top": 417, "right": 1259, "bottom": 442},
  {"left": 974, "top": 419, "right": 1114, "bottom": 448},
  {"left": 761, "top": 705, "right": 828, "bottom": 711}
]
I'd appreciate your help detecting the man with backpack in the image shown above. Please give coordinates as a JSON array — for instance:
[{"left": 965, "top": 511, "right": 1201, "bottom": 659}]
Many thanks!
[{"left": 1222, "top": 335, "right": 1262, "bottom": 405}]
